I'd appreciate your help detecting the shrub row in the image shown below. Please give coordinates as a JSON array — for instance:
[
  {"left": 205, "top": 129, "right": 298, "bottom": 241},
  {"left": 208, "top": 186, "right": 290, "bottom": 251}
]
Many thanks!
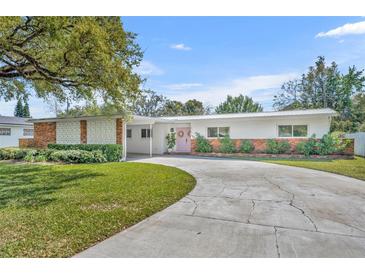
[
  {"left": 48, "top": 144, "right": 123, "bottom": 162},
  {"left": 194, "top": 133, "right": 350, "bottom": 156},
  {"left": 0, "top": 148, "right": 107, "bottom": 163}
]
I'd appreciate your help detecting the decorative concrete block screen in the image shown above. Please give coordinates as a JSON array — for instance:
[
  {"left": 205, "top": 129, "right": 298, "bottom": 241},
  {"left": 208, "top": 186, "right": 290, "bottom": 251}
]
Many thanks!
[
  {"left": 56, "top": 121, "right": 81, "bottom": 144},
  {"left": 346, "top": 132, "right": 365, "bottom": 156},
  {"left": 87, "top": 119, "right": 116, "bottom": 144}
]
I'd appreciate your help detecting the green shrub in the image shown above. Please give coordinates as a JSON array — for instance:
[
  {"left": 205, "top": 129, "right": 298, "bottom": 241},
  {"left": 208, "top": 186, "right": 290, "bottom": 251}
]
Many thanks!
[
  {"left": 48, "top": 144, "right": 122, "bottom": 162},
  {"left": 219, "top": 135, "right": 236, "bottom": 153},
  {"left": 194, "top": 133, "right": 212, "bottom": 153},
  {"left": 239, "top": 140, "right": 255, "bottom": 153},
  {"left": 48, "top": 150, "right": 107, "bottom": 163},
  {"left": 24, "top": 150, "right": 35, "bottom": 162},
  {"left": 295, "top": 141, "right": 306, "bottom": 154},
  {"left": 0, "top": 148, "right": 29, "bottom": 160},
  {"left": 318, "top": 134, "right": 337, "bottom": 155},
  {"left": 266, "top": 140, "right": 291, "bottom": 154}
]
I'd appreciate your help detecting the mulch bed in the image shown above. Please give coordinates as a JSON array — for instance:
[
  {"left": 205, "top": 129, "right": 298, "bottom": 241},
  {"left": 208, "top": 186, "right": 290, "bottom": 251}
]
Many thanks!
[{"left": 190, "top": 152, "right": 354, "bottom": 160}]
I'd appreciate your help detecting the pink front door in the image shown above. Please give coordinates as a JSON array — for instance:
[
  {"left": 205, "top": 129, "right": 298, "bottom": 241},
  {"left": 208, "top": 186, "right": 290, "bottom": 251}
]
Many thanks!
[{"left": 175, "top": 127, "right": 191, "bottom": 153}]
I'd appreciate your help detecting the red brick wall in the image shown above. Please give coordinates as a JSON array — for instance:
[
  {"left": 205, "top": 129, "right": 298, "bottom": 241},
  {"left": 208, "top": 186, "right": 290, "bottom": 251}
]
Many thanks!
[
  {"left": 34, "top": 122, "right": 56, "bottom": 148},
  {"left": 19, "top": 138, "right": 35, "bottom": 148},
  {"left": 116, "top": 118, "right": 123, "bottom": 145},
  {"left": 80, "top": 120, "right": 87, "bottom": 144},
  {"left": 191, "top": 138, "right": 354, "bottom": 155}
]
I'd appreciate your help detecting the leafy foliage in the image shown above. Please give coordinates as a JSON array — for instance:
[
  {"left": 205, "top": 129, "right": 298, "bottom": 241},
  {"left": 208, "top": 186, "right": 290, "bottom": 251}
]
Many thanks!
[
  {"left": 215, "top": 94, "right": 263, "bottom": 114},
  {"left": 133, "top": 89, "right": 167, "bottom": 116},
  {"left": 239, "top": 140, "right": 255, "bottom": 153},
  {"left": 266, "top": 140, "right": 291, "bottom": 154},
  {"left": 166, "top": 132, "right": 176, "bottom": 150},
  {"left": 48, "top": 144, "right": 122, "bottom": 162},
  {"left": 295, "top": 133, "right": 350, "bottom": 156},
  {"left": 0, "top": 147, "right": 107, "bottom": 163},
  {"left": 0, "top": 17, "right": 143, "bottom": 109},
  {"left": 48, "top": 150, "right": 106, "bottom": 163},
  {"left": 194, "top": 133, "right": 212, "bottom": 153},
  {"left": 219, "top": 135, "right": 236, "bottom": 153},
  {"left": 273, "top": 56, "right": 365, "bottom": 132}
]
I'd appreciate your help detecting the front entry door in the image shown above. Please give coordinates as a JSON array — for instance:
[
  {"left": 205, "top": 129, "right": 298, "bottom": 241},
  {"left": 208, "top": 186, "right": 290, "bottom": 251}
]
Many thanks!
[{"left": 175, "top": 127, "right": 191, "bottom": 153}]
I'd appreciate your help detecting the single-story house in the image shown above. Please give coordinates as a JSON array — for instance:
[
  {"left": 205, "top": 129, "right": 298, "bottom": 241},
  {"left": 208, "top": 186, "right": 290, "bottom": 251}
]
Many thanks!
[
  {"left": 0, "top": 116, "right": 34, "bottom": 148},
  {"left": 27, "top": 108, "right": 337, "bottom": 159}
]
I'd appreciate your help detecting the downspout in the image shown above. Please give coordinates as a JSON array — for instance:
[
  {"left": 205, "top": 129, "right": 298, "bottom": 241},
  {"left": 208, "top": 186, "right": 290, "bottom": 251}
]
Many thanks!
[
  {"left": 122, "top": 121, "right": 127, "bottom": 161},
  {"left": 149, "top": 123, "right": 153, "bottom": 157}
]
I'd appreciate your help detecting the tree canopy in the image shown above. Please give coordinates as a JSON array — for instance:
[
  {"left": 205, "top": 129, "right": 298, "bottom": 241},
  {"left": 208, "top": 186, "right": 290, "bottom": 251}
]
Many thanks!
[
  {"left": 215, "top": 94, "right": 263, "bottom": 114},
  {"left": 273, "top": 56, "right": 365, "bottom": 132},
  {"left": 0, "top": 17, "right": 143, "bottom": 109}
]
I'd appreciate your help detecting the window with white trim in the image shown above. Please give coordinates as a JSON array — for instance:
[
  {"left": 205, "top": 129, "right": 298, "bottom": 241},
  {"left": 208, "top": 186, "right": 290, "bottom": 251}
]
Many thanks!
[
  {"left": 23, "top": 128, "right": 34, "bottom": 136},
  {"left": 0, "top": 128, "right": 11, "bottom": 136},
  {"left": 127, "top": 129, "right": 132, "bottom": 138},
  {"left": 141, "top": 128, "right": 151, "bottom": 138},
  {"left": 207, "top": 127, "right": 230, "bottom": 138},
  {"left": 278, "top": 125, "right": 308, "bottom": 137}
]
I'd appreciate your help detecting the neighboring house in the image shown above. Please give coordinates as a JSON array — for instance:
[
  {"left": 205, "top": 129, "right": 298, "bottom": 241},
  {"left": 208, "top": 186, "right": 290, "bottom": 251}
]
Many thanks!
[
  {"left": 0, "top": 116, "right": 34, "bottom": 148},
  {"left": 28, "top": 108, "right": 337, "bottom": 159},
  {"left": 30, "top": 109, "right": 336, "bottom": 157}
]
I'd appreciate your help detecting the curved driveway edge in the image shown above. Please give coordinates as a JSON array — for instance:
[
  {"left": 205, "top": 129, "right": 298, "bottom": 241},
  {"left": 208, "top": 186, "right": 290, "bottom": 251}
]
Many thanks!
[{"left": 75, "top": 156, "right": 365, "bottom": 258}]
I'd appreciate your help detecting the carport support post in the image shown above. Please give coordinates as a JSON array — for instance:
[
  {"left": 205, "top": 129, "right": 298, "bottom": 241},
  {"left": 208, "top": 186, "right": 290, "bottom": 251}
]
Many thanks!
[
  {"left": 149, "top": 124, "right": 153, "bottom": 157},
  {"left": 122, "top": 121, "right": 127, "bottom": 161}
]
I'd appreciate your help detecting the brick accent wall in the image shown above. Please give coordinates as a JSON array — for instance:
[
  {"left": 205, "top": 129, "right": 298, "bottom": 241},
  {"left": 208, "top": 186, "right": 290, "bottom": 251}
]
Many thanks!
[
  {"left": 19, "top": 138, "right": 35, "bottom": 148},
  {"left": 116, "top": 118, "right": 123, "bottom": 145},
  {"left": 191, "top": 138, "right": 354, "bottom": 155},
  {"left": 34, "top": 122, "right": 56, "bottom": 148},
  {"left": 80, "top": 120, "right": 87, "bottom": 144}
]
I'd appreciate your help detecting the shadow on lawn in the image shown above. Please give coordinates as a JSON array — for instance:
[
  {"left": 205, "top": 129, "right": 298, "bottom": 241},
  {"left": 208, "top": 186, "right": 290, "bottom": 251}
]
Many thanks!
[{"left": 0, "top": 164, "right": 103, "bottom": 208}]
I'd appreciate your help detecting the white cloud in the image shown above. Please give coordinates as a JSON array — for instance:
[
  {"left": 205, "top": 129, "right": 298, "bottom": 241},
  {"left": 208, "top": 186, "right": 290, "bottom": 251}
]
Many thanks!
[
  {"left": 166, "top": 73, "right": 298, "bottom": 107},
  {"left": 316, "top": 21, "right": 365, "bottom": 38},
  {"left": 135, "top": 61, "right": 164, "bottom": 76},
  {"left": 170, "top": 43, "right": 192, "bottom": 51},
  {"left": 162, "top": 83, "right": 202, "bottom": 90}
]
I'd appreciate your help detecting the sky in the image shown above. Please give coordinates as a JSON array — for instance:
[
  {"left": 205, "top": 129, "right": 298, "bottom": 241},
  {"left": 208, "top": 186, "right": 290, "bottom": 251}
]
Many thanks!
[{"left": 1, "top": 16, "right": 365, "bottom": 117}]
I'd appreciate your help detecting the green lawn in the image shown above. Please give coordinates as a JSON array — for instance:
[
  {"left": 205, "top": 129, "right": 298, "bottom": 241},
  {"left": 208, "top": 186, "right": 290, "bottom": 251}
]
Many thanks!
[
  {"left": 0, "top": 162, "right": 196, "bottom": 257},
  {"left": 263, "top": 156, "right": 365, "bottom": 181}
]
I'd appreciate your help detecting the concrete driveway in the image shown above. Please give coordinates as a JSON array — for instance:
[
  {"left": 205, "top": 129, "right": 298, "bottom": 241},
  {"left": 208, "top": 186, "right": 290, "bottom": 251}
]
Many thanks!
[{"left": 76, "top": 156, "right": 365, "bottom": 257}]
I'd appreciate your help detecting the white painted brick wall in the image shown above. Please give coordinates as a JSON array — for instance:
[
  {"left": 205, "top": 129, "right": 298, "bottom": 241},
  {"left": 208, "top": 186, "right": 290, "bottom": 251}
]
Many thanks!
[
  {"left": 87, "top": 119, "right": 116, "bottom": 144},
  {"left": 56, "top": 121, "right": 80, "bottom": 144}
]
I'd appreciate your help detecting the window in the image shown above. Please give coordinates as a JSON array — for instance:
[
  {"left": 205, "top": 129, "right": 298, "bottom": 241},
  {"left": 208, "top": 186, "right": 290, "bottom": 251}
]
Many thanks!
[
  {"left": 0, "top": 128, "right": 11, "bottom": 136},
  {"left": 207, "top": 127, "right": 230, "bottom": 138},
  {"left": 293, "top": 125, "right": 308, "bottom": 137},
  {"left": 127, "top": 129, "right": 132, "bottom": 138},
  {"left": 278, "top": 125, "right": 292, "bottom": 137},
  {"left": 278, "top": 125, "right": 307, "bottom": 137},
  {"left": 141, "top": 128, "right": 151, "bottom": 138},
  {"left": 23, "top": 128, "right": 34, "bottom": 136}
]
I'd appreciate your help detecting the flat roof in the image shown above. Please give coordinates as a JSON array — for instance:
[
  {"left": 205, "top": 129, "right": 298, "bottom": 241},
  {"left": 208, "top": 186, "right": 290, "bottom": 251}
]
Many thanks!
[
  {"left": 29, "top": 108, "right": 337, "bottom": 123},
  {"left": 158, "top": 108, "right": 337, "bottom": 121},
  {"left": 0, "top": 116, "right": 33, "bottom": 126}
]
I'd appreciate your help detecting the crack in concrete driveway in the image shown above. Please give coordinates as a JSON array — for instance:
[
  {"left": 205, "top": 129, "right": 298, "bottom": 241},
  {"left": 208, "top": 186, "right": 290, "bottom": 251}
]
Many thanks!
[{"left": 75, "top": 156, "right": 365, "bottom": 258}]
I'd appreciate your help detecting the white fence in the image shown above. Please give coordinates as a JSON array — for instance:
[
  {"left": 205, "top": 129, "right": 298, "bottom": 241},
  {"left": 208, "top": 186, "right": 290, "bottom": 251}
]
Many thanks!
[{"left": 346, "top": 132, "right": 365, "bottom": 157}]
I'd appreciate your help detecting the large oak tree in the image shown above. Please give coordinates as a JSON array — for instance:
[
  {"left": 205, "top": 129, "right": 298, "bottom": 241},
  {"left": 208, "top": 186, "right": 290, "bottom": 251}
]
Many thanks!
[{"left": 0, "top": 17, "right": 143, "bottom": 108}]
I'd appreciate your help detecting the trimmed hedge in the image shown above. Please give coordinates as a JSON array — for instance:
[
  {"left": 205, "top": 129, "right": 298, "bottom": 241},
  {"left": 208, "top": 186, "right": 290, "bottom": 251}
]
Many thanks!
[
  {"left": 48, "top": 144, "right": 123, "bottom": 162},
  {"left": 0, "top": 148, "right": 107, "bottom": 163}
]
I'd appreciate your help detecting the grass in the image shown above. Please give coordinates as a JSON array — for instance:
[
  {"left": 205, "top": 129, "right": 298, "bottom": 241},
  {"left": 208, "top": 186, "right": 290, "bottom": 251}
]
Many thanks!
[
  {"left": 263, "top": 156, "right": 365, "bottom": 181},
  {"left": 0, "top": 162, "right": 196, "bottom": 257}
]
